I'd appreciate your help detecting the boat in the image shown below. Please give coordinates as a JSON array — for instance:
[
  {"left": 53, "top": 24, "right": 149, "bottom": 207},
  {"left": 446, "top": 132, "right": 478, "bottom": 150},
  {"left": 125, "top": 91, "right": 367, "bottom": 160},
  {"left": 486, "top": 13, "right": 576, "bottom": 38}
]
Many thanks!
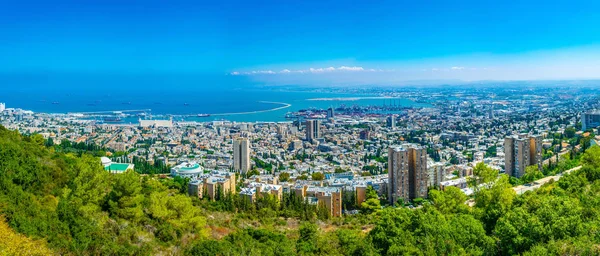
[
  {"left": 52, "top": 102, "right": 60, "bottom": 105},
  {"left": 184, "top": 103, "right": 190, "bottom": 106},
  {"left": 197, "top": 114, "right": 211, "bottom": 117},
  {"left": 103, "top": 117, "right": 122, "bottom": 123}
]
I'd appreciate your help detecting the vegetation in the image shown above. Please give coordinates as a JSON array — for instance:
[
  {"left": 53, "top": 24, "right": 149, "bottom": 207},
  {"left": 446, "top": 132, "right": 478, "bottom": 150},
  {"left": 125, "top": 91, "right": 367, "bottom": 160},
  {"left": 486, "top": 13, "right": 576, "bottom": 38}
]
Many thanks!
[
  {"left": 0, "top": 216, "right": 53, "bottom": 255},
  {"left": 3, "top": 125, "right": 600, "bottom": 255},
  {"left": 0, "top": 126, "right": 207, "bottom": 254}
]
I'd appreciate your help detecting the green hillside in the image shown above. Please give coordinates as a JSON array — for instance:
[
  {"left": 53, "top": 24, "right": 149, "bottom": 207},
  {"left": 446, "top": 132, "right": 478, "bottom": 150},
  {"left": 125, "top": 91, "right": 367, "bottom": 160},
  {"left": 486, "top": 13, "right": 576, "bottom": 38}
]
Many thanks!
[{"left": 1, "top": 125, "right": 600, "bottom": 255}]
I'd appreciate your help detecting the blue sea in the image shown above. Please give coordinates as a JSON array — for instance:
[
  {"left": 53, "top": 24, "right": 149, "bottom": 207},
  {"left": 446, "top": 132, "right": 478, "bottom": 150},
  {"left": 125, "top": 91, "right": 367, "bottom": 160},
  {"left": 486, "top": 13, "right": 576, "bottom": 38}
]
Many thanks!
[{"left": 0, "top": 72, "right": 427, "bottom": 122}]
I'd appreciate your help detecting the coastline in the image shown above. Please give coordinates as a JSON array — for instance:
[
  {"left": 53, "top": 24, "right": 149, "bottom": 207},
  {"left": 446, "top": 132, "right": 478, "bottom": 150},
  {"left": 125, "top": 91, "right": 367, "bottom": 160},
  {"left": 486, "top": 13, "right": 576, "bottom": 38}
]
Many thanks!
[{"left": 209, "top": 101, "right": 291, "bottom": 116}]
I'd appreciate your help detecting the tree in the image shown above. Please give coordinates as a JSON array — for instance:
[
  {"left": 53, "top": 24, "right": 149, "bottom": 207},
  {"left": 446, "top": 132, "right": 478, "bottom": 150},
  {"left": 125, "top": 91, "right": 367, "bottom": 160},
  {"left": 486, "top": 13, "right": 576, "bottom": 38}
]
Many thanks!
[
  {"left": 473, "top": 175, "right": 516, "bottom": 233},
  {"left": 107, "top": 170, "right": 145, "bottom": 222},
  {"left": 565, "top": 127, "right": 577, "bottom": 138},
  {"left": 468, "top": 162, "right": 498, "bottom": 193},
  {"left": 296, "top": 222, "right": 318, "bottom": 254},
  {"left": 361, "top": 186, "right": 381, "bottom": 214},
  {"left": 311, "top": 172, "right": 325, "bottom": 181},
  {"left": 279, "top": 172, "right": 290, "bottom": 182},
  {"left": 0, "top": 217, "right": 54, "bottom": 255},
  {"left": 521, "top": 165, "right": 543, "bottom": 184},
  {"left": 429, "top": 186, "right": 468, "bottom": 214}
]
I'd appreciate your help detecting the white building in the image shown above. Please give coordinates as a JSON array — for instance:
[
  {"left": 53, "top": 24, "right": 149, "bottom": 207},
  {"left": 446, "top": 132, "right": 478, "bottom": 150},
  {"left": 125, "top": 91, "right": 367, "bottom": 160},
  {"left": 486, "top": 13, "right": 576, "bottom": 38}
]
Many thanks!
[
  {"left": 0, "top": 103, "right": 5, "bottom": 113},
  {"left": 139, "top": 119, "right": 173, "bottom": 128},
  {"left": 582, "top": 111, "right": 600, "bottom": 131},
  {"left": 171, "top": 162, "right": 204, "bottom": 178}
]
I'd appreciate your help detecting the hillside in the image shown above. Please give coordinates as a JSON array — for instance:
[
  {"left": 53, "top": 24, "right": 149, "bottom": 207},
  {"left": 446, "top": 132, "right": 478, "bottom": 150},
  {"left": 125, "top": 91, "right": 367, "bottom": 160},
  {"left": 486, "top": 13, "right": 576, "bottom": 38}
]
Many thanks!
[{"left": 1, "top": 124, "right": 600, "bottom": 255}]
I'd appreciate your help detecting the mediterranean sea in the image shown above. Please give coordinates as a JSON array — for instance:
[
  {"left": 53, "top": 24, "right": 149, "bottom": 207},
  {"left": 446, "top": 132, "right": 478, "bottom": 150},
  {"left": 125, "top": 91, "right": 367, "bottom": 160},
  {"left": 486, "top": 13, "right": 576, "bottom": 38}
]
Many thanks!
[{"left": 0, "top": 72, "right": 428, "bottom": 122}]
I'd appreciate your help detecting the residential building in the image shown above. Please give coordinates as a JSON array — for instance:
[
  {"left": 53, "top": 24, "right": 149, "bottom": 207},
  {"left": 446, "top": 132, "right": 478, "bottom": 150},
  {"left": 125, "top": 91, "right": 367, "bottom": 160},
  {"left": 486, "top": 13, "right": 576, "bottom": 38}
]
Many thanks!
[
  {"left": 386, "top": 115, "right": 396, "bottom": 128},
  {"left": 359, "top": 129, "right": 371, "bottom": 140},
  {"left": 504, "top": 134, "right": 542, "bottom": 178},
  {"left": 305, "top": 120, "right": 320, "bottom": 142},
  {"left": 327, "top": 107, "right": 335, "bottom": 119},
  {"left": 239, "top": 182, "right": 283, "bottom": 203},
  {"left": 582, "top": 111, "right": 600, "bottom": 131},
  {"left": 294, "top": 185, "right": 342, "bottom": 217},
  {"left": 233, "top": 137, "right": 251, "bottom": 173},
  {"left": 188, "top": 170, "right": 237, "bottom": 200},
  {"left": 388, "top": 144, "right": 428, "bottom": 204}
]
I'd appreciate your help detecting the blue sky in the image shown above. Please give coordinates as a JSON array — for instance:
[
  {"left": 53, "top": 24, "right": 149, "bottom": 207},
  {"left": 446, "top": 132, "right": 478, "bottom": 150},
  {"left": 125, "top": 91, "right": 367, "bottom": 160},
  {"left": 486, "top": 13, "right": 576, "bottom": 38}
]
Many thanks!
[{"left": 2, "top": 0, "right": 600, "bottom": 84}]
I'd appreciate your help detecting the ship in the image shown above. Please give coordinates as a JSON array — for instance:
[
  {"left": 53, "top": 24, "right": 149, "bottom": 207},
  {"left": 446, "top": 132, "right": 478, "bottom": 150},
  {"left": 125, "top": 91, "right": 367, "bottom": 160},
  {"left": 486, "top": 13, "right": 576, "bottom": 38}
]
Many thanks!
[
  {"left": 184, "top": 103, "right": 190, "bottom": 106},
  {"left": 197, "top": 114, "right": 211, "bottom": 117},
  {"left": 103, "top": 117, "right": 122, "bottom": 123},
  {"left": 52, "top": 102, "right": 60, "bottom": 105}
]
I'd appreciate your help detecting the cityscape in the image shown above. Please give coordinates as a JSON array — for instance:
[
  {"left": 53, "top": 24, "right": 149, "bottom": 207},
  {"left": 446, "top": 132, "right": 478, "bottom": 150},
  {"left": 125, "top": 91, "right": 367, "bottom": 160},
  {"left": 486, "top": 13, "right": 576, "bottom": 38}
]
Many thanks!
[
  {"left": 2, "top": 84, "right": 600, "bottom": 217},
  {"left": 4, "top": 1, "right": 600, "bottom": 255}
]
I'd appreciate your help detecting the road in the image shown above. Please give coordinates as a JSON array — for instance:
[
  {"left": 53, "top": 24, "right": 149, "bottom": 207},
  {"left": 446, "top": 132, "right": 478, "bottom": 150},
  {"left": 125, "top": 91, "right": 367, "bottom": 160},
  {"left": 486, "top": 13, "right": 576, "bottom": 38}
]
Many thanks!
[{"left": 513, "top": 166, "right": 582, "bottom": 195}]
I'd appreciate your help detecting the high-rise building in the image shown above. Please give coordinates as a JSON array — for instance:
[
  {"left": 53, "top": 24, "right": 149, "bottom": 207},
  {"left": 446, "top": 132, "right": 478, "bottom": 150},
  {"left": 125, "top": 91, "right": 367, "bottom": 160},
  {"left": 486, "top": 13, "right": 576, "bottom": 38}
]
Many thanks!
[
  {"left": 276, "top": 124, "right": 288, "bottom": 139},
  {"left": 504, "top": 134, "right": 542, "bottom": 178},
  {"left": 388, "top": 144, "right": 428, "bottom": 204},
  {"left": 233, "top": 137, "right": 251, "bottom": 173},
  {"left": 0, "top": 103, "right": 5, "bottom": 113},
  {"left": 428, "top": 162, "right": 445, "bottom": 188},
  {"left": 582, "top": 111, "right": 600, "bottom": 131},
  {"left": 359, "top": 129, "right": 370, "bottom": 140},
  {"left": 386, "top": 115, "right": 396, "bottom": 128},
  {"left": 305, "top": 120, "right": 320, "bottom": 142},
  {"left": 326, "top": 107, "right": 335, "bottom": 119},
  {"left": 489, "top": 103, "right": 494, "bottom": 119}
]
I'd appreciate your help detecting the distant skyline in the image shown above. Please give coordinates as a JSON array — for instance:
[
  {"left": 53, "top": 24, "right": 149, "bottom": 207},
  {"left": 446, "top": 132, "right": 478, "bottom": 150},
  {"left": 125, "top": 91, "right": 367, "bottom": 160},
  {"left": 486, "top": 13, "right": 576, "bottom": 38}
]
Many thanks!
[{"left": 3, "top": 1, "right": 600, "bottom": 85}]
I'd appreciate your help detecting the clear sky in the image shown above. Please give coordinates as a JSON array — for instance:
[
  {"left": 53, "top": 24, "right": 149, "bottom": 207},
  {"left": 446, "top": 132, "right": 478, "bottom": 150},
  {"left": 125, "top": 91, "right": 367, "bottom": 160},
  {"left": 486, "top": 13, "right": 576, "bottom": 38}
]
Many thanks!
[{"left": 2, "top": 0, "right": 600, "bottom": 84}]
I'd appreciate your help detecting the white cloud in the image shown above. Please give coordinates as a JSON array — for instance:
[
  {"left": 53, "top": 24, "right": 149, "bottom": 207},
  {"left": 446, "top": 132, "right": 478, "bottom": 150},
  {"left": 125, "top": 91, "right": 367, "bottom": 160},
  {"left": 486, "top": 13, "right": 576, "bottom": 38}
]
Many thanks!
[
  {"left": 232, "top": 65, "right": 379, "bottom": 75},
  {"left": 451, "top": 66, "right": 465, "bottom": 70},
  {"left": 338, "top": 66, "right": 364, "bottom": 71}
]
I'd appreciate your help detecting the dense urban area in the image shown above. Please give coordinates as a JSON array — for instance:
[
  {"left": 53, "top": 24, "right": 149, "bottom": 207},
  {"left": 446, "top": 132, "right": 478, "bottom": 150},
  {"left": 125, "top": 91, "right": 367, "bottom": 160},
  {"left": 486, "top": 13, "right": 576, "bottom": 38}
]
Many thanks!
[{"left": 2, "top": 84, "right": 600, "bottom": 255}]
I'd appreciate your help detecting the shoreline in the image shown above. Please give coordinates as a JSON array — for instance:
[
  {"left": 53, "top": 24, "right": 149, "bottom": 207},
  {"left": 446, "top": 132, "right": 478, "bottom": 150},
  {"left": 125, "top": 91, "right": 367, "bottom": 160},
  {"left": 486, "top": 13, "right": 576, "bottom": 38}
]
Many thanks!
[
  {"left": 209, "top": 101, "right": 291, "bottom": 116},
  {"left": 306, "top": 96, "right": 404, "bottom": 101}
]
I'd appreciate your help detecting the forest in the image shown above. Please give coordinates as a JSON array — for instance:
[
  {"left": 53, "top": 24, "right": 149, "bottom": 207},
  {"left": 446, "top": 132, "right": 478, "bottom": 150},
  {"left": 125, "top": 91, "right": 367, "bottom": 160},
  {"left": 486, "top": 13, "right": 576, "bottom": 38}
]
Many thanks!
[{"left": 1, "top": 124, "right": 600, "bottom": 255}]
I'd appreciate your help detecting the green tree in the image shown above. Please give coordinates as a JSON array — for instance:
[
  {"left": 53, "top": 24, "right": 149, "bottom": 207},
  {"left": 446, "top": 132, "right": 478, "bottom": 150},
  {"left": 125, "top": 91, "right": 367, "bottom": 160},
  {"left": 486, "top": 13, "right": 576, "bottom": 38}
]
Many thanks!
[
  {"left": 296, "top": 222, "right": 318, "bottom": 254},
  {"left": 564, "top": 127, "right": 577, "bottom": 138},
  {"left": 429, "top": 186, "right": 468, "bottom": 214},
  {"left": 521, "top": 165, "right": 543, "bottom": 183},
  {"left": 279, "top": 172, "right": 290, "bottom": 182},
  {"left": 311, "top": 172, "right": 325, "bottom": 181},
  {"left": 107, "top": 170, "right": 145, "bottom": 222},
  {"left": 468, "top": 162, "right": 498, "bottom": 193}
]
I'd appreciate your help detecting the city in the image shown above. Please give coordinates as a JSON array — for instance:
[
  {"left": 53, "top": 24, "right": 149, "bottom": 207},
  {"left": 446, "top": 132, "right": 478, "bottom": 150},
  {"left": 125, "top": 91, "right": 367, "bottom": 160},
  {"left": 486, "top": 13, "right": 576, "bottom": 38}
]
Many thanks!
[
  {"left": 2, "top": 84, "right": 599, "bottom": 218},
  {"left": 4, "top": 1, "right": 600, "bottom": 255}
]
